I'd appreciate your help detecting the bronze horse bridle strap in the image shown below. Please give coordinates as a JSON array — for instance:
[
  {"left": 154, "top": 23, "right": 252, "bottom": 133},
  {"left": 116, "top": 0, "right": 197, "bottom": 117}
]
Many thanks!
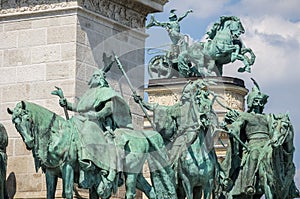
[{"left": 35, "top": 113, "right": 67, "bottom": 169}]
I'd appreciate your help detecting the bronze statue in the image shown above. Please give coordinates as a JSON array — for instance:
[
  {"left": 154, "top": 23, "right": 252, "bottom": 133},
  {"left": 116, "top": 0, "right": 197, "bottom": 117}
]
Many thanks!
[
  {"left": 221, "top": 78, "right": 299, "bottom": 199},
  {"left": 8, "top": 63, "right": 177, "bottom": 199},
  {"left": 134, "top": 80, "right": 223, "bottom": 199},
  {"left": 0, "top": 123, "right": 8, "bottom": 199},
  {"left": 147, "top": 9, "right": 193, "bottom": 46},
  {"left": 147, "top": 15, "right": 256, "bottom": 78},
  {"left": 146, "top": 9, "right": 192, "bottom": 79}
]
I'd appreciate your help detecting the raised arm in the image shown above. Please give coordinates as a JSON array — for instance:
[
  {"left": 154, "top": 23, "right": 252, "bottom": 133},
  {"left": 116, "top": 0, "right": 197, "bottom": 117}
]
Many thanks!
[
  {"left": 178, "top": 9, "right": 193, "bottom": 22},
  {"left": 132, "top": 94, "right": 156, "bottom": 112}
]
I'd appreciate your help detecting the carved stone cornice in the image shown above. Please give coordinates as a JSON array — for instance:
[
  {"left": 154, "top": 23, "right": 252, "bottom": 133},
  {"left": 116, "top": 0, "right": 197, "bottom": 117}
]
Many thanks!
[
  {"left": 79, "top": 0, "right": 147, "bottom": 28},
  {"left": 0, "top": 1, "right": 77, "bottom": 15},
  {"left": 0, "top": 0, "right": 167, "bottom": 28}
]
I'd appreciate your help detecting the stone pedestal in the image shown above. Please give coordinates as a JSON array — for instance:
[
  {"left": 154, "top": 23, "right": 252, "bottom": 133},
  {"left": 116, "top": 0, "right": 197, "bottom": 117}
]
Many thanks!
[
  {"left": 144, "top": 76, "right": 248, "bottom": 159},
  {"left": 0, "top": 0, "right": 168, "bottom": 198}
]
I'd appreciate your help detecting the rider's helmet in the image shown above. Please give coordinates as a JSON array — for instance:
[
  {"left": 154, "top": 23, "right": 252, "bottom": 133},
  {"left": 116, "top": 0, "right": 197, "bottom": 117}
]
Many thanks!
[
  {"left": 169, "top": 9, "right": 178, "bottom": 21},
  {"left": 247, "top": 78, "right": 268, "bottom": 113}
]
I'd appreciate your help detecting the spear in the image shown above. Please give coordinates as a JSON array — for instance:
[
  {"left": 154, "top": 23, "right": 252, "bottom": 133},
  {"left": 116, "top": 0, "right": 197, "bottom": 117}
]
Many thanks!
[{"left": 113, "top": 53, "right": 156, "bottom": 129}]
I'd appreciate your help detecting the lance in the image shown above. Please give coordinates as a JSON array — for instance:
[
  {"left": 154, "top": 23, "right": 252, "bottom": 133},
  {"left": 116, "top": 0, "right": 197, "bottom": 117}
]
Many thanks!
[{"left": 113, "top": 53, "right": 156, "bottom": 129}]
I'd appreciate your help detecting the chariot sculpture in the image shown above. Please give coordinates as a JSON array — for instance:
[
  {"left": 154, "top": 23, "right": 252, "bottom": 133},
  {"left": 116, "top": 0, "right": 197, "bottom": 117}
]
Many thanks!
[{"left": 147, "top": 14, "right": 255, "bottom": 78}]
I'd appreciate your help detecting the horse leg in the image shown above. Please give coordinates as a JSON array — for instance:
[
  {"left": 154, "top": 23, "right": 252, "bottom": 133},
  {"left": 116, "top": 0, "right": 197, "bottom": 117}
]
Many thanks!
[
  {"left": 124, "top": 172, "right": 138, "bottom": 199},
  {"left": 230, "top": 44, "right": 240, "bottom": 62},
  {"left": 177, "top": 179, "right": 186, "bottom": 199},
  {"left": 62, "top": 164, "right": 74, "bottom": 199},
  {"left": 136, "top": 173, "right": 156, "bottom": 199},
  {"left": 236, "top": 54, "right": 251, "bottom": 73},
  {"left": 193, "top": 187, "right": 203, "bottom": 199},
  {"left": 45, "top": 171, "right": 57, "bottom": 199},
  {"left": 203, "top": 184, "right": 212, "bottom": 199},
  {"left": 89, "top": 186, "right": 105, "bottom": 199},
  {"left": 180, "top": 173, "right": 193, "bottom": 199},
  {"left": 263, "top": 175, "right": 273, "bottom": 199}
]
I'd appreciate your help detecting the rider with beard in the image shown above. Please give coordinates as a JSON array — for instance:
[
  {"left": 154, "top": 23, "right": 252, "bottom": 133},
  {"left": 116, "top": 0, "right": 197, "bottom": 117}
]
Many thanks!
[
  {"left": 59, "top": 69, "right": 132, "bottom": 197},
  {"left": 221, "top": 78, "right": 270, "bottom": 195}
]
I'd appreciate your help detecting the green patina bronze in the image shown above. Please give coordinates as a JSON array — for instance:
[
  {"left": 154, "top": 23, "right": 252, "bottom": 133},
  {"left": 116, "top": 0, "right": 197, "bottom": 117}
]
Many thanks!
[
  {"left": 8, "top": 61, "right": 177, "bottom": 198},
  {"left": 0, "top": 123, "right": 8, "bottom": 199},
  {"left": 5, "top": 10, "right": 300, "bottom": 198},
  {"left": 147, "top": 9, "right": 193, "bottom": 46},
  {"left": 134, "top": 80, "right": 224, "bottom": 199},
  {"left": 220, "top": 79, "right": 300, "bottom": 199},
  {"left": 147, "top": 14, "right": 255, "bottom": 78}
]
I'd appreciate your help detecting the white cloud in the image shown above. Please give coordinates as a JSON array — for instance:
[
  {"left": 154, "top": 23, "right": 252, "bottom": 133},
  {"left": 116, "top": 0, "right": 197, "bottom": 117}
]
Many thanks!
[
  {"left": 244, "top": 16, "right": 300, "bottom": 84},
  {"left": 229, "top": 0, "right": 300, "bottom": 19},
  {"left": 223, "top": 15, "right": 300, "bottom": 86}
]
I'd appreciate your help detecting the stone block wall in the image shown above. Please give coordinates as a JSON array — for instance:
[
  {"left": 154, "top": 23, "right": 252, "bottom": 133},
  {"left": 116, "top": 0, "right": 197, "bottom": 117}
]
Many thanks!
[
  {"left": 0, "top": 11, "right": 78, "bottom": 198},
  {"left": 0, "top": 0, "right": 168, "bottom": 198}
]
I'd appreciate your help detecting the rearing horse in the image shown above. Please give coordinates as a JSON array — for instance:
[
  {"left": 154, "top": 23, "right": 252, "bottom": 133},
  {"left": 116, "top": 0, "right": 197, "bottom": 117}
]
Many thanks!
[
  {"left": 178, "top": 16, "right": 255, "bottom": 76},
  {"left": 8, "top": 101, "right": 177, "bottom": 199}
]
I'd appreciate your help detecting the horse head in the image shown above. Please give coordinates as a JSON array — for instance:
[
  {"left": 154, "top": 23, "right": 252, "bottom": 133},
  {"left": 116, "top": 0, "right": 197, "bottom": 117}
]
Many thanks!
[
  {"left": 271, "top": 113, "right": 293, "bottom": 148},
  {"left": 221, "top": 16, "right": 245, "bottom": 39},
  {"left": 8, "top": 101, "right": 34, "bottom": 150}
]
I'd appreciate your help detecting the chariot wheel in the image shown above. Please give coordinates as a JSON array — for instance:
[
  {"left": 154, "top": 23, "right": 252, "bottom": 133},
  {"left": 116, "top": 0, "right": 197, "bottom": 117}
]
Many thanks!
[{"left": 148, "top": 55, "right": 173, "bottom": 79}]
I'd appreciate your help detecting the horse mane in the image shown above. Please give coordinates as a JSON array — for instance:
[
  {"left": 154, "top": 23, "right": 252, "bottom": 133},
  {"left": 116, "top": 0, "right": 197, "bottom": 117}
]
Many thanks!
[
  {"left": 206, "top": 16, "right": 241, "bottom": 40},
  {"left": 21, "top": 101, "right": 64, "bottom": 125},
  {"left": 21, "top": 101, "right": 66, "bottom": 170}
]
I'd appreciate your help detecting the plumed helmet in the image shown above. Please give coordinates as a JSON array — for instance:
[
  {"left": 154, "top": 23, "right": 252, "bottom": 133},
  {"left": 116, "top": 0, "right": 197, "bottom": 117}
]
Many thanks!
[
  {"left": 169, "top": 9, "right": 177, "bottom": 19},
  {"left": 247, "top": 78, "right": 269, "bottom": 110}
]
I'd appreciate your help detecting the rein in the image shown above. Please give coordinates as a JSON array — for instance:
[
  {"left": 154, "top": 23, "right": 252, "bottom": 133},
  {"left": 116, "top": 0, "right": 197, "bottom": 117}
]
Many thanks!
[{"left": 33, "top": 113, "right": 67, "bottom": 169}]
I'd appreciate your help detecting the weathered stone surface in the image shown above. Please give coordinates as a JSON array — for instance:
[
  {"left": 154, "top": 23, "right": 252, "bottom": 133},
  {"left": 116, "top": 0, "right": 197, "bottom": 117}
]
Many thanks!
[
  {"left": 18, "top": 28, "right": 47, "bottom": 47},
  {"left": 3, "top": 48, "right": 31, "bottom": 66},
  {"left": 17, "top": 64, "right": 46, "bottom": 82},
  {"left": 0, "top": 0, "right": 166, "bottom": 198},
  {"left": 0, "top": 31, "right": 18, "bottom": 49}
]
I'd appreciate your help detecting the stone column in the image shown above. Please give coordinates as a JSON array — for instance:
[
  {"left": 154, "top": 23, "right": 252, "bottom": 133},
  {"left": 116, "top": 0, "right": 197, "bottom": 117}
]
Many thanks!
[
  {"left": 144, "top": 76, "right": 248, "bottom": 159},
  {"left": 0, "top": 0, "right": 168, "bottom": 198}
]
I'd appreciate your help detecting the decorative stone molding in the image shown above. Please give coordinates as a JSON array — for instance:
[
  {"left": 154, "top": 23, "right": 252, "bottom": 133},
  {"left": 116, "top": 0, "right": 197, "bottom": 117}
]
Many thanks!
[
  {"left": 0, "top": 0, "right": 167, "bottom": 28},
  {"left": 148, "top": 92, "right": 180, "bottom": 106},
  {"left": 0, "top": 1, "right": 77, "bottom": 15},
  {"left": 224, "top": 92, "right": 244, "bottom": 111},
  {"left": 79, "top": 0, "right": 147, "bottom": 28}
]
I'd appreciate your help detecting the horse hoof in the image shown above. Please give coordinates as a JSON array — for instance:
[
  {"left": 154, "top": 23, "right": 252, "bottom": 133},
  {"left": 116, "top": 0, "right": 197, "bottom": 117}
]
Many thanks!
[{"left": 237, "top": 67, "right": 245, "bottom": 72}]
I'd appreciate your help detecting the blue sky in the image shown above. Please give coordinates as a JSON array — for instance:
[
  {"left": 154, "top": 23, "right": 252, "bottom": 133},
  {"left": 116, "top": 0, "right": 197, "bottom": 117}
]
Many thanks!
[{"left": 145, "top": 0, "right": 300, "bottom": 187}]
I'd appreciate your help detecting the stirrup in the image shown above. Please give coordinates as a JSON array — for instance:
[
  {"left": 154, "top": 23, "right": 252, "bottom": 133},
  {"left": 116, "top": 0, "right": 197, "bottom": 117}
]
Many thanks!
[{"left": 245, "top": 185, "right": 255, "bottom": 195}]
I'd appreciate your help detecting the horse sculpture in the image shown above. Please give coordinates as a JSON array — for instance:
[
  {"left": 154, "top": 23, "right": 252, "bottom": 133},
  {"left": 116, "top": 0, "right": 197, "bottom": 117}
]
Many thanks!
[
  {"left": 178, "top": 16, "right": 255, "bottom": 77},
  {"left": 138, "top": 80, "right": 222, "bottom": 199},
  {"left": 0, "top": 123, "right": 8, "bottom": 199},
  {"left": 8, "top": 101, "right": 176, "bottom": 199},
  {"left": 255, "top": 113, "right": 299, "bottom": 199},
  {"left": 174, "top": 119, "right": 220, "bottom": 199}
]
